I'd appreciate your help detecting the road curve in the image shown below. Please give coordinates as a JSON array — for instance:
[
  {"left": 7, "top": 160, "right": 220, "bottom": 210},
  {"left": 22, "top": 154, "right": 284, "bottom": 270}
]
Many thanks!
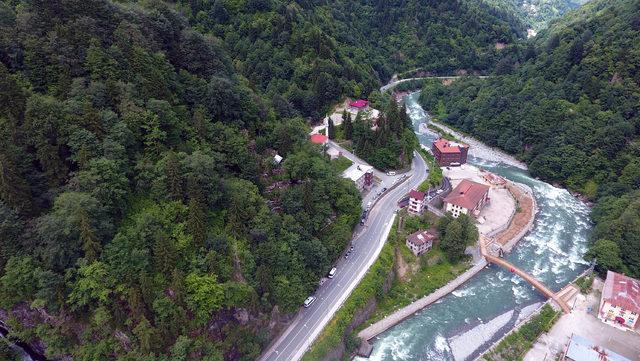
[{"left": 259, "top": 151, "right": 428, "bottom": 361}]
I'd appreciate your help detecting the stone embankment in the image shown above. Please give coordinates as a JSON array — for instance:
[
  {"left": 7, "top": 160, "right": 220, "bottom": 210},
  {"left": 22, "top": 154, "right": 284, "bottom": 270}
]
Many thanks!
[
  {"left": 492, "top": 182, "right": 537, "bottom": 253},
  {"left": 356, "top": 259, "right": 488, "bottom": 347}
]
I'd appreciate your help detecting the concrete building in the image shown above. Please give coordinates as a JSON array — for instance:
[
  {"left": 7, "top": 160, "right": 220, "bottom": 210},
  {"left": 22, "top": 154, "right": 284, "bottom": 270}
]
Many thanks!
[
  {"left": 408, "top": 189, "right": 426, "bottom": 215},
  {"left": 443, "top": 179, "right": 489, "bottom": 218},
  {"left": 563, "top": 334, "right": 630, "bottom": 361},
  {"left": 432, "top": 138, "right": 469, "bottom": 166},
  {"left": 598, "top": 271, "right": 640, "bottom": 332},
  {"left": 326, "top": 147, "right": 341, "bottom": 160},
  {"left": 342, "top": 164, "right": 373, "bottom": 191},
  {"left": 406, "top": 229, "right": 436, "bottom": 256}
]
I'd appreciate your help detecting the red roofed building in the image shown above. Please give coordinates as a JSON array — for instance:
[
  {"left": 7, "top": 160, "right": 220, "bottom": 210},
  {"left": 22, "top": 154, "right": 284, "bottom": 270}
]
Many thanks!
[
  {"left": 443, "top": 179, "right": 489, "bottom": 218},
  {"left": 406, "top": 229, "right": 437, "bottom": 256},
  {"left": 432, "top": 138, "right": 469, "bottom": 166},
  {"left": 310, "top": 133, "right": 328, "bottom": 145},
  {"left": 598, "top": 271, "right": 640, "bottom": 332},
  {"left": 408, "top": 189, "right": 426, "bottom": 215},
  {"left": 348, "top": 99, "right": 369, "bottom": 109}
]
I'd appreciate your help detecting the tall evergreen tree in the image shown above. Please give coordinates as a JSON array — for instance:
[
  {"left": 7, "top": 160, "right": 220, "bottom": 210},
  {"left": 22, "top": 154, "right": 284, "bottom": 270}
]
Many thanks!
[
  {"left": 343, "top": 111, "right": 353, "bottom": 140},
  {"left": 327, "top": 118, "right": 335, "bottom": 139}
]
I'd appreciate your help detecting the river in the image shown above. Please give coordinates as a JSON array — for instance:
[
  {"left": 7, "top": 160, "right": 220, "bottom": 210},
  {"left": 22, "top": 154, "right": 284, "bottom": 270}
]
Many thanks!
[{"left": 360, "top": 92, "right": 592, "bottom": 361}]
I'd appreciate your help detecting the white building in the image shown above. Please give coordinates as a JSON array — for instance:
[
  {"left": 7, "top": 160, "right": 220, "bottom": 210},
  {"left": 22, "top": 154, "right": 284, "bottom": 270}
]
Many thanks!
[
  {"left": 598, "top": 270, "right": 640, "bottom": 332},
  {"left": 443, "top": 179, "right": 490, "bottom": 218},
  {"left": 408, "top": 189, "right": 426, "bottom": 215},
  {"left": 406, "top": 229, "right": 436, "bottom": 256},
  {"left": 342, "top": 164, "right": 374, "bottom": 191}
]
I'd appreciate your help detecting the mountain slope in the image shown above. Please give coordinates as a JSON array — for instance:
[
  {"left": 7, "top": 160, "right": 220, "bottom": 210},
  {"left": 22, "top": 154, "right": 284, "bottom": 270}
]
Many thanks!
[
  {"left": 484, "top": 0, "right": 589, "bottom": 31},
  {"left": 419, "top": 0, "right": 640, "bottom": 277}
]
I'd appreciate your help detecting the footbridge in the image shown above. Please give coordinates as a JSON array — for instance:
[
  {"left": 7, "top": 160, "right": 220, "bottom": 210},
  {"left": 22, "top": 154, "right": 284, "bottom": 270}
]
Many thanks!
[{"left": 480, "top": 236, "right": 571, "bottom": 313}]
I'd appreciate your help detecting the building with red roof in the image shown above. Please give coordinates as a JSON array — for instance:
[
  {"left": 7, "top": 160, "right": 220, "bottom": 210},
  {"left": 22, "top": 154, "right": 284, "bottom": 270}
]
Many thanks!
[
  {"left": 432, "top": 138, "right": 469, "bottom": 166},
  {"left": 310, "top": 133, "right": 328, "bottom": 145},
  {"left": 408, "top": 189, "right": 426, "bottom": 215},
  {"left": 348, "top": 99, "right": 369, "bottom": 109},
  {"left": 406, "top": 229, "right": 437, "bottom": 256},
  {"left": 598, "top": 271, "right": 640, "bottom": 332},
  {"left": 443, "top": 179, "right": 489, "bottom": 218}
]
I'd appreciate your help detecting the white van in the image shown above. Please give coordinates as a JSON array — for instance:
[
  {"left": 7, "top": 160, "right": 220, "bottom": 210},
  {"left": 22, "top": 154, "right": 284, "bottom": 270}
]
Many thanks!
[
  {"left": 387, "top": 171, "right": 396, "bottom": 176},
  {"left": 303, "top": 296, "right": 317, "bottom": 308},
  {"left": 328, "top": 267, "right": 337, "bottom": 279}
]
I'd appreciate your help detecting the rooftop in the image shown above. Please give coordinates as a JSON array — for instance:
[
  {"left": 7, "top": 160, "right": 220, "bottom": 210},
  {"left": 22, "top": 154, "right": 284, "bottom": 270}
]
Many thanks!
[
  {"left": 565, "top": 334, "right": 630, "bottom": 361},
  {"left": 342, "top": 164, "right": 373, "bottom": 182},
  {"left": 602, "top": 270, "right": 640, "bottom": 316},
  {"left": 433, "top": 138, "right": 468, "bottom": 154},
  {"left": 407, "top": 229, "right": 437, "bottom": 246},
  {"left": 310, "top": 133, "right": 328, "bottom": 144},
  {"left": 409, "top": 189, "right": 425, "bottom": 201},
  {"left": 349, "top": 99, "right": 369, "bottom": 108},
  {"left": 443, "top": 179, "right": 490, "bottom": 210}
]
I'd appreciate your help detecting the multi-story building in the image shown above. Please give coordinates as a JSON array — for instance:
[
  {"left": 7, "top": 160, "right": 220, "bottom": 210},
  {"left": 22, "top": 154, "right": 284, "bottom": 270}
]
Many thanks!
[
  {"left": 443, "top": 179, "right": 490, "bottom": 218},
  {"left": 598, "top": 270, "right": 640, "bottom": 332},
  {"left": 406, "top": 229, "right": 436, "bottom": 256},
  {"left": 432, "top": 138, "right": 469, "bottom": 166},
  {"left": 408, "top": 189, "right": 426, "bottom": 215}
]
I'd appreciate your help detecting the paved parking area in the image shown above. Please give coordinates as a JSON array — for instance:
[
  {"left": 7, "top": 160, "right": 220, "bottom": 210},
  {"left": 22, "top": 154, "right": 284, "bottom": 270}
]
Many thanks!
[{"left": 525, "top": 278, "right": 640, "bottom": 361}]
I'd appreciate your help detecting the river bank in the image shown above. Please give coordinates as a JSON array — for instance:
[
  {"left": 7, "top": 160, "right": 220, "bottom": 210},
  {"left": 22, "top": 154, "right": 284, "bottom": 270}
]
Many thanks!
[
  {"left": 360, "top": 92, "right": 591, "bottom": 361},
  {"left": 417, "top": 113, "right": 527, "bottom": 170}
]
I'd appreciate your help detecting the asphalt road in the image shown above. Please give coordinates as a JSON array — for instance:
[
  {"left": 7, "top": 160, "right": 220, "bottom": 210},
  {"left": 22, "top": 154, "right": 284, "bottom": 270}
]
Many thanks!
[{"left": 259, "top": 150, "right": 428, "bottom": 361}]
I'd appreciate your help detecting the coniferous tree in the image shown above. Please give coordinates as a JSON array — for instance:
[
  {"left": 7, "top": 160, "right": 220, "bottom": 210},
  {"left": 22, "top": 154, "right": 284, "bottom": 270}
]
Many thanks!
[
  {"left": 165, "top": 151, "right": 183, "bottom": 202},
  {"left": 79, "top": 209, "right": 101, "bottom": 262},
  {"left": 327, "top": 118, "right": 335, "bottom": 139},
  {"left": 343, "top": 112, "right": 353, "bottom": 140}
]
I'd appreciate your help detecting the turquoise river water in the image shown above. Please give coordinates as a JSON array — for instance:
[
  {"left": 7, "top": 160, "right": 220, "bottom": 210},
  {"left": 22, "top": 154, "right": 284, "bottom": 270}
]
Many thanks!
[{"left": 359, "top": 92, "right": 592, "bottom": 361}]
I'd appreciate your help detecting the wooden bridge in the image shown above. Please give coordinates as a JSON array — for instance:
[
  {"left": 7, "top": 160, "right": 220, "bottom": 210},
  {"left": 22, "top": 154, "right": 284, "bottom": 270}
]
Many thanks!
[{"left": 480, "top": 235, "right": 571, "bottom": 313}]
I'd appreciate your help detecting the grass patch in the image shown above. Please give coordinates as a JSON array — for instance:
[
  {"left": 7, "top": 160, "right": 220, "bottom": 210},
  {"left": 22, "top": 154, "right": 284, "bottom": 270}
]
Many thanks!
[
  {"left": 427, "top": 123, "right": 459, "bottom": 142},
  {"left": 331, "top": 156, "right": 353, "bottom": 174},
  {"left": 302, "top": 221, "right": 397, "bottom": 361},
  {"left": 483, "top": 304, "right": 560, "bottom": 361},
  {"left": 575, "top": 274, "right": 594, "bottom": 294},
  {"left": 366, "top": 248, "right": 468, "bottom": 325},
  {"left": 416, "top": 148, "right": 443, "bottom": 191}
]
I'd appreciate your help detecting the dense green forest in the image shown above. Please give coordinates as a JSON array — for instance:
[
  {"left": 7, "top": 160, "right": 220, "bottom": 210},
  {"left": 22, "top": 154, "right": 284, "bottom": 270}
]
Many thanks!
[
  {"left": 0, "top": 0, "right": 365, "bottom": 359},
  {"left": 419, "top": 0, "right": 640, "bottom": 278},
  {"left": 0, "top": 0, "right": 571, "bottom": 359},
  {"left": 351, "top": 101, "right": 417, "bottom": 171},
  {"left": 175, "top": 0, "right": 525, "bottom": 117}
]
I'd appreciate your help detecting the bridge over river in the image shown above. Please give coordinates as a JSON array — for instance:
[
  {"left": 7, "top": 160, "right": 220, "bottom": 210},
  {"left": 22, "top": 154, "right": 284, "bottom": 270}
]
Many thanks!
[{"left": 480, "top": 235, "right": 571, "bottom": 313}]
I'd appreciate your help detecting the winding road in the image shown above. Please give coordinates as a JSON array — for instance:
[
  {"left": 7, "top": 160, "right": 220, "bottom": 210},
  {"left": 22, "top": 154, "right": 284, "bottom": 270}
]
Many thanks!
[{"left": 258, "top": 149, "right": 428, "bottom": 361}]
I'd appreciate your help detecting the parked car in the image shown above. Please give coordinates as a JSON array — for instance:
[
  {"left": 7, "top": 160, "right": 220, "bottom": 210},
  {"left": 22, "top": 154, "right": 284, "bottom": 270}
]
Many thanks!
[
  {"left": 387, "top": 171, "right": 396, "bottom": 176},
  {"left": 328, "top": 267, "right": 337, "bottom": 279},
  {"left": 382, "top": 187, "right": 387, "bottom": 192},
  {"left": 303, "top": 296, "right": 317, "bottom": 308}
]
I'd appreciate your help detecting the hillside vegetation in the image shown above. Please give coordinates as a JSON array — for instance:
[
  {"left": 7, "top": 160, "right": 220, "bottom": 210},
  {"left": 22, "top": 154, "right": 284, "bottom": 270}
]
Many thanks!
[
  {"left": 0, "top": 0, "right": 536, "bottom": 358},
  {"left": 419, "top": 0, "right": 640, "bottom": 278},
  {"left": 0, "top": 1, "right": 364, "bottom": 359}
]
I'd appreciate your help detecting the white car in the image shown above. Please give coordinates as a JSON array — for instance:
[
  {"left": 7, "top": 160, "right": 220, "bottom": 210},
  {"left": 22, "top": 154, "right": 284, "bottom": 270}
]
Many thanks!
[
  {"left": 303, "top": 296, "right": 317, "bottom": 308},
  {"left": 387, "top": 171, "right": 396, "bottom": 176},
  {"left": 328, "top": 267, "right": 337, "bottom": 279}
]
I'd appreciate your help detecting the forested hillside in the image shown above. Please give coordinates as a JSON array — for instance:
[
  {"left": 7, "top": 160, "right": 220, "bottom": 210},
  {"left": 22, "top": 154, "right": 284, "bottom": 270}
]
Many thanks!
[
  {"left": 176, "top": 0, "right": 525, "bottom": 117},
  {"left": 419, "top": 0, "right": 640, "bottom": 278},
  {"left": 0, "top": 0, "right": 533, "bottom": 359},
  {"left": 0, "top": 0, "right": 365, "bottom": 359}
]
